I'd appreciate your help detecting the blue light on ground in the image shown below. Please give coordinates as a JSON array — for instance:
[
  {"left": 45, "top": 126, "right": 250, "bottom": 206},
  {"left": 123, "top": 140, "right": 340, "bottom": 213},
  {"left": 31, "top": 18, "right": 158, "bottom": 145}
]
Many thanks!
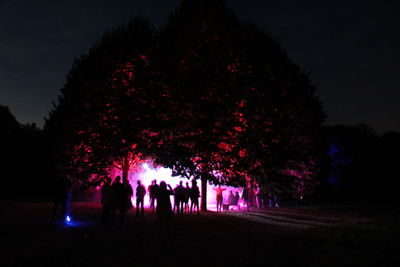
[{"left": 62, "top": 215, "right": 86, "bottom": 227}]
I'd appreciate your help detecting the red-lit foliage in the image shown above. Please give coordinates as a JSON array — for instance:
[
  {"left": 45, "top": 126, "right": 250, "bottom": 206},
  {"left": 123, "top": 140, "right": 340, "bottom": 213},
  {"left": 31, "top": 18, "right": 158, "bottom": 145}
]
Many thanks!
[{"left": 45, "top": 1, "right": 324, "bottom": 200}]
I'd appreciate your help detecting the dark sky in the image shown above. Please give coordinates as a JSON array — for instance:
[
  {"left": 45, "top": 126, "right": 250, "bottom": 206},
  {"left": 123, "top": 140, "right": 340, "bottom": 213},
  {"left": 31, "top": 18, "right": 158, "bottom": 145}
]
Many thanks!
[{"left": 1, "top": 0, "right": 399, "bottom": 133}]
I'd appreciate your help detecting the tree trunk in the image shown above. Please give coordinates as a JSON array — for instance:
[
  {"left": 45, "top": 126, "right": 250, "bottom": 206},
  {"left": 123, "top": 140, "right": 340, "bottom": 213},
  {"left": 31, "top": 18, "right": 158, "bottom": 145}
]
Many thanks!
[
  {"left": 201, "top": 177, "right": 207, "bottom": 211},
  {"left": 121, "top": 155, "right": 130, "bottom": 181}
]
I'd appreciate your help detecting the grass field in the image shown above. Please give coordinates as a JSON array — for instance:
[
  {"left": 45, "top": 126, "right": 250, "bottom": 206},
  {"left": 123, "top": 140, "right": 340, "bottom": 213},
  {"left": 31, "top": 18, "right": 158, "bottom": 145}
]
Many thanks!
[{"left": 1, "top": 202, "right": 399, "bottom": 266}]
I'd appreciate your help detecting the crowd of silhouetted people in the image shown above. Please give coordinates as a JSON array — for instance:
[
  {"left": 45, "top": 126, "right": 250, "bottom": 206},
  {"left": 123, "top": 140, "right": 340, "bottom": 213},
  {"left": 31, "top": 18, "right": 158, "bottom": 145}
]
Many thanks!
[
  {"left": 100, "top": 175, "right": 135, "bottom": 227},
  {"left": 171, "top": 180, "right": 201, "bottom": 215},
  {"left": 98, "top": 177, "right": 281, "bottom": 227},
  {"left": 99, "top": 177, "right": 202, "bottom": 232},
  {"left": 214, "top": 185, "right": 280, "bottom": 212},
  {"left": 52, "top": 174, "right": 279, "bottom": 233}
]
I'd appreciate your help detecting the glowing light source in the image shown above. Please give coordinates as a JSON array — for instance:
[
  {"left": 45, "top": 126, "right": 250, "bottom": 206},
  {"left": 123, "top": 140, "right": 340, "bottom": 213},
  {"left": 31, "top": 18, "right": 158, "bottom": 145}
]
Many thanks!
[
  {"left": 142, "top": 163, "right": 149, "bottom": 169},
  {"left": 65, "top": 215, "right": 71, "bottom": 223},
  {"left": 108, "top": 161, "right": 244, "bottom": 212}
]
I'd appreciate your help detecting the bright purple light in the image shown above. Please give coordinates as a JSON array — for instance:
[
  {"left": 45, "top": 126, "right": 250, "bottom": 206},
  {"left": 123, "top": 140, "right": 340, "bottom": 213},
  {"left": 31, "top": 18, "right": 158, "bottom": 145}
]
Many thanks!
[{"left": 107, "top": 161, "right": 243, "bottom": 211}]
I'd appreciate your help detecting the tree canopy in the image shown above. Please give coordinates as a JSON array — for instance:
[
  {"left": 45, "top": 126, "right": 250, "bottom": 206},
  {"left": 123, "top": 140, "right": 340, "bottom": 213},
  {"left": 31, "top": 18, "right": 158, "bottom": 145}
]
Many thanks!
[{"left": 45, "top": 0, "right": 325, "bottom": 203}]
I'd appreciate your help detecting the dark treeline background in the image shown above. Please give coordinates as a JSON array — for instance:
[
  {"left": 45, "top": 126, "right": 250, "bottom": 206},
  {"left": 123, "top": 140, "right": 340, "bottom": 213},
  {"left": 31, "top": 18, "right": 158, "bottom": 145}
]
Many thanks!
[
  {"left": 0, "top": 106, "right": 50, "bottom": 201},
  {"left": 0, "top": 104, "right": 399, "bottom": 204},
  {"left": 315, "top": 125, "right": 400, "bottom": 204}
]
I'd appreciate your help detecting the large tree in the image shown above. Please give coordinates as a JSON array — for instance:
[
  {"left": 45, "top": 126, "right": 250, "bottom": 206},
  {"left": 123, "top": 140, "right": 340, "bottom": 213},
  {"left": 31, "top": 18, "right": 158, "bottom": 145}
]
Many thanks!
[{"left": 46, "top": 0, "right": 324, "bottom": 209}]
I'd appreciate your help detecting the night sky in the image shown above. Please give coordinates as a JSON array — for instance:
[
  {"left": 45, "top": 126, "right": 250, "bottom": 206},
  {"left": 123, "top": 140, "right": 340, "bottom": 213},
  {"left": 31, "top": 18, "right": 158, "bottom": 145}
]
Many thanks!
[{"left": 1, "top": 0, "right": 399, "bottom": 133}]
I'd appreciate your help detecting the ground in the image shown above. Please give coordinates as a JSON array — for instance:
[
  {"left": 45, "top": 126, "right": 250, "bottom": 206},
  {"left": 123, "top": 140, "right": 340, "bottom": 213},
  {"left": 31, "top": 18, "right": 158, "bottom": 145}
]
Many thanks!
[{"left": 1, "top": 202, "right": 399, "bottom": 267}]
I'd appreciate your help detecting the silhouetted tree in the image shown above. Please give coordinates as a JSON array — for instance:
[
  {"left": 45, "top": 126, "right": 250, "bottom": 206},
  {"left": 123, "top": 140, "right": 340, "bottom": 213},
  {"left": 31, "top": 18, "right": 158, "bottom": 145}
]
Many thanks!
[
  {"left": 0, "top": 106, "right": 46, "bottom": 200},
  {"left": 0, "top": 106, "right": 20, "bottom": 197},
  {"left": 318, "top": 124, "right": 400, "bottom": 203},
  {"left": 46, "top": 1, "right": 325, "bottom": 210}
]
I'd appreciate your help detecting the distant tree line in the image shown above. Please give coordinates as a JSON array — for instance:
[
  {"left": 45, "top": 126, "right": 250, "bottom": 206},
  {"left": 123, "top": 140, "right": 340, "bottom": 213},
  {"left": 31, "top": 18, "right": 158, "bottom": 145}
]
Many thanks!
[
  {"left": 0, "top": 105, "right": 50, "bottom": 200},
  {"left": 315, "top": 124, "right": 400, "bottom": 204}
]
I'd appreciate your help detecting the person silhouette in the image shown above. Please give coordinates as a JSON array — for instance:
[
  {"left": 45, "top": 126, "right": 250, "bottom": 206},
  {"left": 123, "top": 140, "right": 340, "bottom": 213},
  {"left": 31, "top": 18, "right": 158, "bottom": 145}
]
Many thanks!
[
  {"left": 173, "top": 181, "right": 185, "bottom": 215},
  {"left": 189, "top": 180, "right": 200, "bottom": 214},
  {"left": 234, "top": 192, "right": 240, "bottom": 210},
  {"left": 122, "top": 177, "right": 133, "bottom": 212},
  {"left": 101, "top": 176, "right": 112, "bottom": 226},
  {"left": 111, "top": 176, "right": 125, "bottom": 226},
  {"left": 156, "top": 181, "right": 174, "bottom": 239},
  {"left": 255, "top": 186, "right": 261, "bottom": 209},
  {"left": 51, "top": 175, "right": 72, "bottom": 222},
  {"left": 241, "top": 186, "right": 250, "bottom": 211},
  {"left": 227, "top": 191, "right": 235, "bottom": 205},
  {"left": 213, "top": 185, "right": 226, "bottom": 212},
  {"left": 184, "top": 181, "right": 190, "bottom": 213},
  {"left": 148, "top": 179, "right": 159, "bottom": 213},
  {"left": 136, "top": 180, "right": 146, "bottom": 216}
]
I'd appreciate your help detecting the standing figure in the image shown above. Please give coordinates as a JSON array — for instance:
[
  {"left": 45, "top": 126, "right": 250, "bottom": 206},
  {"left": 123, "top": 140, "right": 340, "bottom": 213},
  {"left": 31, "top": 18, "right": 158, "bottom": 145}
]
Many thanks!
[
  {"left": 183, "top": 181, "right": 190, "bottom": 213},
  {"left": 233, "top": 192, "right": 240, "bottom": 210},
  {"left": 111, "top": 176, "right": 125, "bottom": 226},
  {"left": 156, "top": 181, "right": 174, "bottom": 239},
  {"left": 101, "top": 176, "right": 112, "bottom": 226},
  {"left": 272, "top": 194, "right": 280, "bottom": 208},
  {"left": 136, "top": 180, "right": 146, "bottom": 216},
  {"left": 122, "top": 177, "right": 133, "bottom": 211},
  {"left": 213, "top": 185, "right": 226, "bottom": 212},
  {"left": 173, "top": 181, "right": 185, "bottom": 215},
  {"left": 257, "top": 186, "right": 268, "bottom": 209},
  {"left": 148, "top": 179, "right": 159, "bottom": 213},
  {"left": 189, "top": 180, "right": 200, "bottom": 214},
  {"left": 51, "top": 175, "right": 72, "bottom": 222},
  {"left": 227, "top": 191, "right": 235, "bottom": 205},
  {"left": 255, "top": 186, "right": 263, "bottom": 209}
]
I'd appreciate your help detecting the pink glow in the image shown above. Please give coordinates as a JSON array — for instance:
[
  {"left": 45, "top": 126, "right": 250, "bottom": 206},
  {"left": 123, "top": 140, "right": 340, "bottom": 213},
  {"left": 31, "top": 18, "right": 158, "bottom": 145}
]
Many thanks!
[{"left": 106, "top": 161, "right": 243, "bottom": 211}]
